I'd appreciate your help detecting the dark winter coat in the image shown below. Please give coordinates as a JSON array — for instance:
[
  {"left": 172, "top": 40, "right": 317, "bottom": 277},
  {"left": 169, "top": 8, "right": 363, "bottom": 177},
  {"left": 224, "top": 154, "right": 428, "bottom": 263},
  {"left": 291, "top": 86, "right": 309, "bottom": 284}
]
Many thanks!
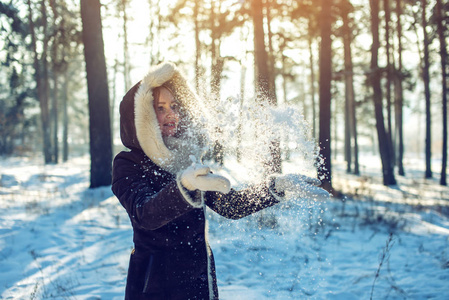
[{"left": 112, "top": 62, "right": 280, "bottom": 300}]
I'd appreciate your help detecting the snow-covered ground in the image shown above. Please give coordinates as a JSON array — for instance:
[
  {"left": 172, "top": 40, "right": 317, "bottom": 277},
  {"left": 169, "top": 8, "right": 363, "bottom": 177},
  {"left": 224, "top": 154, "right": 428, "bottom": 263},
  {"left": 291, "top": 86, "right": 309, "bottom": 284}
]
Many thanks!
[{"left": 0, "top": 155, "right": 448, "bottom": 299}]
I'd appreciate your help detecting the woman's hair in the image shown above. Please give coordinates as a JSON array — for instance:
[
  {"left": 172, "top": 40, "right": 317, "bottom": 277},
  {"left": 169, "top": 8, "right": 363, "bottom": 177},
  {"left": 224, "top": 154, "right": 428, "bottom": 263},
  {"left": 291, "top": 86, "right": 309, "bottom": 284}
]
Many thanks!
[
  {"left": 152, "top": 86, "right": 162, "bottom": 107},
  {"left": 152, "top": 84, "right": 178, "bottom": 106}
]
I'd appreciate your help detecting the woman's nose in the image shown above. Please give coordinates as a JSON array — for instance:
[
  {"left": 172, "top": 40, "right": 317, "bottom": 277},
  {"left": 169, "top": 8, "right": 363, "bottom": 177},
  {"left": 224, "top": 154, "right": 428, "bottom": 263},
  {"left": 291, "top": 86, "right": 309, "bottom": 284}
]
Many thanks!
[{"left": 166, "top": 108, "right": 176, "bottom": 119}]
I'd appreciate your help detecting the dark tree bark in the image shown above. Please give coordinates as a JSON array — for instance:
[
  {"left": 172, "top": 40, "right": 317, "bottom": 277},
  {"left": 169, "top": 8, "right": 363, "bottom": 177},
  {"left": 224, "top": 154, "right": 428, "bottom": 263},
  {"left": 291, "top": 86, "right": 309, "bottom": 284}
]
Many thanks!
[
  {"left": 370, "top": 0, "right": 397, "bottom": 186},
  {"left": 265, "top": 0, "right": 277, "bottom": 103},
  {"left": 318, "top": 0, "right": 333, "bottom": 191},
  {"left": 394, "top": 0, "right": 405, "bottom": 176},
  {"left": 436, "top": 0, "right": 447, "bottom": 185},
  {"left": 51, "top": 72, "right": 59, "bottom": 163},
  {"left": 341, "top": 0, "right": 359, "bottom": 175},
  {"left": 80, "top": 0, "right": 112, "bottom": 188},
  {"left": 421, "top": 0, "right": 432, "bottom": 178},
  {"left": 62, "top": 71, "right": 69, "bottom": 162},
  {"left": 252, "top": 0, "right": 281, "bottom": 175},
  {"left": 50, "top": 0, "right": 60, "bottom": 164},
  {"left": 252, "top": 0, "right": 270, "bottom": 103},
  {"left": 383, "top": 0, "right": 395, "bottom": 167}
]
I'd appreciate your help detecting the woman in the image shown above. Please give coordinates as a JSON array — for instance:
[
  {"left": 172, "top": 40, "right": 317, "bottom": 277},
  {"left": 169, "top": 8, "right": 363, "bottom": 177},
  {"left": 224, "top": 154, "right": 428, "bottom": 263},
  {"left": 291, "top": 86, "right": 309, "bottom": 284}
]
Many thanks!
[{"left": 112, "top": 62, "right": 324, "bottom": 300}]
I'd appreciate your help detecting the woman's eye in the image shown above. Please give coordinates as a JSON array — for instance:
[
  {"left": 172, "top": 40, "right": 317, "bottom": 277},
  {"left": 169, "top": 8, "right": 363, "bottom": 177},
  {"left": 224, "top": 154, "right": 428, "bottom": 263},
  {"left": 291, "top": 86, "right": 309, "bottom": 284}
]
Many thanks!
[{"left": 157, "top": 106, "right": 165, "bottom": 112}]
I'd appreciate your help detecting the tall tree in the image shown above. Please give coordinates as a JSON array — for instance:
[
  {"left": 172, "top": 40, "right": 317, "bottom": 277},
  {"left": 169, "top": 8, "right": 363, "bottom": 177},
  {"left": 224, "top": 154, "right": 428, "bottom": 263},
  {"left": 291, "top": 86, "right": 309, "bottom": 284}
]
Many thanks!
[
  {"left": 80, "top": 0, "right": 113, "bottom": 188},
  {"left": 28, "top": 0, "right": 53, "bottom": 164},
  {"left": 340, "top": 0, "right": 359, "bottom": 175},
  {"left": 50, "top": 61, "right": 59, "bottom": 163},
  {"left": 435, "top": 0, "right": 447, "bottom": 185},
  {"left": 370, "top": 0, "right": 397, "bottom": 185},
  {"left": 265, "top": 0, "right": 278, "bottom": 103},
  {"left": 309, "top": 29, "right": 318, "bottom": 139},
  {"left": 49, "top": 0, "right": 66, "bottom": 164},
  {"left": 318, "top": 0, "right": 333, "bottom": 190},
  {"left": 252, "top": 0, "right": 270, "bottom": 102},
  {"left": 421, "top": 0, "right": 432, "bottom": 178},
  {"left": 210, "top": 0, "right": 220, "bottom": 99},
  {"left": 120, "top": 0, "right": 132, "bottom": 91},
  {"left": 383, "top": 0, "right": 395, "bottom": 167},
  {"left": 394, "top": 0, "right": 405, "bottom": 175},
  {"left": 237, "top": 56, "right": 247, "bottom": 163},
  {"left": 62, "top": 70, "right": 69, "bottom": 162},
  {"left": 252, "top": 0, "right": 282, "bottom": 175}
]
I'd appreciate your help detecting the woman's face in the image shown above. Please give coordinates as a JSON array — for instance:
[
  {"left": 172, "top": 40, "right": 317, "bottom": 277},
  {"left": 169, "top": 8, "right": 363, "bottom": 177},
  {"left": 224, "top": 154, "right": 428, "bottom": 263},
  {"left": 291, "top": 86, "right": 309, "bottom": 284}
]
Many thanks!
[{"left": 154, "top": 86, "right": 180, "bottom": 137}]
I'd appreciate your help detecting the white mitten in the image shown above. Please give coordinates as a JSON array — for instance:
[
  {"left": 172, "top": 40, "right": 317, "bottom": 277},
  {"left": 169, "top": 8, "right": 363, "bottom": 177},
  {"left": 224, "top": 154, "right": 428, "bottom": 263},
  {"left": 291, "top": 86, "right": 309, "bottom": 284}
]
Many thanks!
[
  {"left": 180, "top": 163, "right": 231, "bottom": 194},
  {"left": 271, "top": 174, "right": 330, "bottom": 200}
]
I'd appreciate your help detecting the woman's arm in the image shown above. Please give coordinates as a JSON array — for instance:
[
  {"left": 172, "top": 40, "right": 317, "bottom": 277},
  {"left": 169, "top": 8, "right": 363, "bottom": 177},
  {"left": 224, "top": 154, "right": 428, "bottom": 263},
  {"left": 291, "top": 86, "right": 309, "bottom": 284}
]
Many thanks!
[
  {"left": 112, "top": 153, "right": 201, "bottom": 230},
  {"left": 204, "top": 183, "right": 279, "bottom": 220}
]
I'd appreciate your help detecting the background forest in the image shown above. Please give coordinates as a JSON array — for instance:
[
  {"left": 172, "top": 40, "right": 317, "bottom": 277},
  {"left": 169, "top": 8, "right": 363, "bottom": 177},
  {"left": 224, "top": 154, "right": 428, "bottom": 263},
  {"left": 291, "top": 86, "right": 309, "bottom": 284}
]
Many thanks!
[
  {"left": 1, "top": 1, "right": 449, "bottom": 299},
  {"left": 0, "top": 0, "right": 448, "bottom": 188}
]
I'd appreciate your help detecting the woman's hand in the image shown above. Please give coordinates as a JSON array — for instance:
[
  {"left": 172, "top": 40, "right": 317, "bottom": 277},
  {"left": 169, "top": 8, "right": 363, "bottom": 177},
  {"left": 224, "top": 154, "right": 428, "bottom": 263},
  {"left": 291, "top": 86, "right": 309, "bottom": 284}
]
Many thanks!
[{"left": 180, "top": 164, "right": 231, "bottom": 194}]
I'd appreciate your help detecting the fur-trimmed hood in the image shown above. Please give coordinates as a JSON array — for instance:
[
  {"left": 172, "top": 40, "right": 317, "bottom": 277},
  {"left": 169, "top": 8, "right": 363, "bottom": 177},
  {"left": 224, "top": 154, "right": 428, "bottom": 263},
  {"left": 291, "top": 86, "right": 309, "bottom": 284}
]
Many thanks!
[{"left": 119, "top": 62, "right": 207, "bottom": 173}]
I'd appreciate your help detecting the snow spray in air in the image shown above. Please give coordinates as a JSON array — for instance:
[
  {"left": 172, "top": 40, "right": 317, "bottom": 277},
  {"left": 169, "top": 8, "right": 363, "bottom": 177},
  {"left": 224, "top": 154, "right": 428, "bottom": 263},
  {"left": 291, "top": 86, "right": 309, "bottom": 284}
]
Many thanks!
[
  {"left": 188, "top": 83, "right": 328, "bottom": 212},
  {"left": 186, "top": 81, "right": 331, "bottom": 295}
]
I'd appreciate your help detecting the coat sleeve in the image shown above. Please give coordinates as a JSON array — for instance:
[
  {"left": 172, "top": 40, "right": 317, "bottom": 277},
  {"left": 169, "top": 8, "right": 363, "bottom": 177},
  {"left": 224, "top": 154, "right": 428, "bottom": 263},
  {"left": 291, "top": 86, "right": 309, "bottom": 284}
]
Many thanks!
[
  {"left": 204, "top": 183, "right": 280, "bottom": 220},
  {"left": 111, "top": 154, "right": 202, "bottom": 230}
]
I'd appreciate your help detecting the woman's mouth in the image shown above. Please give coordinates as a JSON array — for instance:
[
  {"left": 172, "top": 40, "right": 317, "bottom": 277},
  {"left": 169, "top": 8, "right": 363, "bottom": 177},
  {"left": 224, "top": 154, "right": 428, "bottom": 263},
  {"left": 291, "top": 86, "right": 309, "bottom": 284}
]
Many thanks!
[{"left": 164, "top": 122, "right": 177, "bottom": 129}]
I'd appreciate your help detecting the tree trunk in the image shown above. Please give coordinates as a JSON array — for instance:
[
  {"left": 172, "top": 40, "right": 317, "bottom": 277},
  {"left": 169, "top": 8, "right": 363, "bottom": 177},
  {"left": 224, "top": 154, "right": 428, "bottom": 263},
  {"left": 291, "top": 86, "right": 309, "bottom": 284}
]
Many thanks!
[
  {"left": 62, "top": 71, "right": 69, "bottom": 162},
  {"left": 51, "top": 72, "right": 59, "bottom": 163},
  {"left": 352, "top": 97, "right": 360, "bottom": 175},
  {"left": 344, "top": 80, "right": 351, "bottom": 173},
  {"left": 370, "top": 0, "right": 396, "bottom": 186},
  {"left": 280, "top": 38, "right": 288, "bottom": 104},
  {"left": 308, "top": 25, "right": 317, "bottom": 139},
  {"left": 237, "top": 61, "right": 246, "bottom": 163},
  {"left": 318, "top": 0, "right": 333, "bottom": 190},
  {"left": 421, "top": 0, "right": 432, "bottom": 178},
  {"left": 209, "top": 1, "right": 224, "bottom": 164},
  {"left": 252, "top": 0, "right": 281, "bottom": 175},
  {"left": 50, "top": 0, "right": 60, "bottom": 164},
  {"left": 394, "top": 0, "right": 405, "bottom": 175},
  {"left": 333, "top": 98, "right": 338, "bottom": 161},
  {"left": 41, "top": 0, "right": 52, "bottom": 163},
  {"left": 436, "top": 0, "right": 447, "bottom": 185},
  {"left": 383, "top": 0, "right": 395, "bottom": 167},
  {"left": 210, "top": 0, "right": 223, "bottom": 101},
  {"left": 252, "top": 0, "right": 270, "bottom": 103},
  {"left": 342, "top": 2, "right": 359, "bottom": 175},
  {"left": 28, "top": 0, "right": 53, "bottom": 164},
  {"left": 265, "top": 0, "right": 277, "bottom": 103},
  {"left": 121, "top": 0, "right": 131, "bottom": 91},
  {"left": 81, "top": 0, "right": 113, "bottom": 188}
]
